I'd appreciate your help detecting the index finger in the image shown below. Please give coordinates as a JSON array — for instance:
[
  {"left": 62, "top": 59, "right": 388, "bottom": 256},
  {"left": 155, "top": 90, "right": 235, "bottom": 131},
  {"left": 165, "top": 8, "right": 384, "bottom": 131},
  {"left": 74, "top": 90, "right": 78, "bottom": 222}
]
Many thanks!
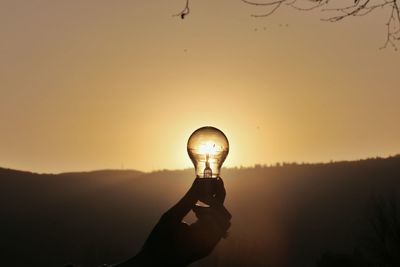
[
  {"left": 161, "top": 178, "right": 201, "bottom": 224},
  {"left": 214, "top": 177, "right": 226, "bottom": 205}
]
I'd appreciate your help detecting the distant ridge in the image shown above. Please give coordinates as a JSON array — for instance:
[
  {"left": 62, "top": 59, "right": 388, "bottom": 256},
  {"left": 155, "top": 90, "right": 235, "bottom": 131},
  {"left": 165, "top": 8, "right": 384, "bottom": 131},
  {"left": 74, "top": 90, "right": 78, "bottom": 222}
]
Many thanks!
[
  {"left": 0, "top": 166, "right": 37, "bottom": 176},
  {"left": 0, "top": 155, "right": 399, "bottom": 267},
  {"left": 60, "top": 169, "right": 145, "bottom": 177},
  {"left": 1, "top": 154, "right": 399, "bottom": 175},
  {"left": 0, "top": 166, "right": 144, "bottom": 177}
]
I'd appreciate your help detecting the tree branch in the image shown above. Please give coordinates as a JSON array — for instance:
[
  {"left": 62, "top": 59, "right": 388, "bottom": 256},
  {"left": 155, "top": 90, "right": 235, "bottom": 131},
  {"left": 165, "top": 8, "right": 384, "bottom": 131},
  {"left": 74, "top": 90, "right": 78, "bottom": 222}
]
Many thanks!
[
  {"left": 174, "top": 0, "right": 400, "bottom": 49},
  {"left": 174, "top": 0, "right": 190, "bottom": 19}
]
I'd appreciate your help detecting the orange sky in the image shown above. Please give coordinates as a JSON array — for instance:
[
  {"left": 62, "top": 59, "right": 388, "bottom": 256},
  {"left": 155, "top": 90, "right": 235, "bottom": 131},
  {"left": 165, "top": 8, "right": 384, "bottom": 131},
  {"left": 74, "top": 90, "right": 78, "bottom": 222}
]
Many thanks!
[{"left": 1, "top": 1, "right": 399, "bottom": 173}]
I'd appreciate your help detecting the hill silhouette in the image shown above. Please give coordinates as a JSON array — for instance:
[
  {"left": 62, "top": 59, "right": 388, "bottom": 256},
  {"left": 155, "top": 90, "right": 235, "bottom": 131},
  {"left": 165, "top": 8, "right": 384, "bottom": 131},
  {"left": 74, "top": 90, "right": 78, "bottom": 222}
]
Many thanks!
[{"left": 1, "top": 156, "right": 400, "bottom": 267}]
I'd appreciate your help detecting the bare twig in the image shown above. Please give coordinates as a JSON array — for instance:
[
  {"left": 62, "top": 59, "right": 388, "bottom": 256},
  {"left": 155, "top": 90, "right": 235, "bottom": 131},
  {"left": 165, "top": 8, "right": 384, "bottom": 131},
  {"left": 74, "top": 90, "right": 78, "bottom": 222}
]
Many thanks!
[
  {"left": 242, "top": 0, "right": 294, "bottom": 17},
  {"left": 242, "top": 0, "right": 288, "bottom": 6},
  {"left": 174, "top": 0, "right": 400, "bottom": 49},
  {"left": 252, "top": 1, "right": 285, "bottom": 17},
  {"left": 174, "top": 0, "right": 190, "bottom": 19},
  {"left": 241, "top": 0, "right": 400, "bottom": 49},
  {"left": 322, "top": 0, "right": 372, "bottom": 22},
  {"left": 380, "top": 0, "right": 400, "bottom": 49},
  {"left": 287, "top": 1, "right": 327, "bottom": 12}
]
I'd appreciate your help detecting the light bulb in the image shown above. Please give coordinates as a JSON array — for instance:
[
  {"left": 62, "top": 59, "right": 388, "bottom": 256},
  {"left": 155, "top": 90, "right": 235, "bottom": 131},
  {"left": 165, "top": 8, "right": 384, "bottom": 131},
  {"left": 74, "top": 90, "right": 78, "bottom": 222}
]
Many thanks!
[{"left": 187, "top": 126, "right": 229, "bottom": 178}]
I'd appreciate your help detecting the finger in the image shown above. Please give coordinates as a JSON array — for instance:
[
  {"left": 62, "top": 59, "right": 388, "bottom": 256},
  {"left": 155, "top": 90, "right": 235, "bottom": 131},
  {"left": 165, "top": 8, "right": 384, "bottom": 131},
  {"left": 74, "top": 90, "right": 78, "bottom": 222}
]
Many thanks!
[
  {"left": 214, "top": 177, "right": 226, "bottom": 204},
  {"left": 161, "top": 178, "right": 201, "bottom": 224},
  {"left": 212, "top": 204, "right": 232, "bottom": 222},
  {"left": 197, "top": 177, "right": 226, "bottom": 207},
  {"left": 191, "top": 178, "right": 202, "bottom": 194},
  {"left": 196, "top": 205, "right": 231, "bottom": 234},
  {"left": 193, "top": 205, "right": 211, "bottom": 219},
  {"left": 202, "top": 212, "right": 231, "bottom": 239},
  {"left": 194, "top": 205, "right": 231, "bottom": 225}
]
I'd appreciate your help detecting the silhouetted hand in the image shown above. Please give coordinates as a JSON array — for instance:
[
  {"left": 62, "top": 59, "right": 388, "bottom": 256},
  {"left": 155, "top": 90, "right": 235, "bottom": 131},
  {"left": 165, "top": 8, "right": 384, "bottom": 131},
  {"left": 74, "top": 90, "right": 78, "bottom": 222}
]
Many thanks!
[{"left": 115, "top": 178, "right": 231, "bottom": 267}]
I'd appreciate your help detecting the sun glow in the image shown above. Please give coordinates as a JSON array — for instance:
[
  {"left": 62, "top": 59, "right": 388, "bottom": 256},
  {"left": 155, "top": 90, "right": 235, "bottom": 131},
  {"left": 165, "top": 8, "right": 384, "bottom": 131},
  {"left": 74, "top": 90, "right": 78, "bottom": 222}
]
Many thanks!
[{"left": 198, "top": 141, "right": 219, "bottom": 155}]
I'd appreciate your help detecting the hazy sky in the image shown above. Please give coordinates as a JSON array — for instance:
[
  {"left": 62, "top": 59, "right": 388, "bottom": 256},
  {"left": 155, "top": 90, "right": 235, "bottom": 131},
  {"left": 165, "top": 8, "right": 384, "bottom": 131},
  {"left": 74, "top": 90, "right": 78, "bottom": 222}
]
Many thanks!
[{"left": 1, "top": 0, "right": 399, "bottom": 173}]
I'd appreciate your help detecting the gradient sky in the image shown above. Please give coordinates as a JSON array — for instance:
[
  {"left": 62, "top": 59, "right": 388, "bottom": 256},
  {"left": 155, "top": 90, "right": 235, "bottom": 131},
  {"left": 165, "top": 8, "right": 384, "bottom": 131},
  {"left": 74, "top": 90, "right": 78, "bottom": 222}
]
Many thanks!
[{"left": 1, "top": 0, "right": 399, "bottom": 173}]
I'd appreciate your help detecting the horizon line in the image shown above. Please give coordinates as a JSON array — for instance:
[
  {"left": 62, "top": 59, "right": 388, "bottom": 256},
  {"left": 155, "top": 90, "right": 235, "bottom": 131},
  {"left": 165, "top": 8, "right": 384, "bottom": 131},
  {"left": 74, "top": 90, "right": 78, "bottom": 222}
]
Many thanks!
[{"left": 1, "top": 154, "right": 399, "bottom": 176}]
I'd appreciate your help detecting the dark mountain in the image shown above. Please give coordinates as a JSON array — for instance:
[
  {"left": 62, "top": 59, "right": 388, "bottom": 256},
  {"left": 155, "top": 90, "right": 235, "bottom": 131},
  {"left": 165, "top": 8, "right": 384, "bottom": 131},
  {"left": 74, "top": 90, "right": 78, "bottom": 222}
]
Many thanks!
[{"left": 1, "top": 156, "right": 400, "bottom": 267}]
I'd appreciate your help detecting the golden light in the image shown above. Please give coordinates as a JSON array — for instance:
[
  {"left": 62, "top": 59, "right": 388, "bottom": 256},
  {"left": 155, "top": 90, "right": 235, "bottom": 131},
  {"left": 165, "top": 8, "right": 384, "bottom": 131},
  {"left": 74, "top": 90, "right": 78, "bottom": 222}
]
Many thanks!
[
  {"left": 187, "top": 126, "right": 229, "bottom": 178},
  {"left": 198, "top": 141, "right": 219, "bottom": 155}
]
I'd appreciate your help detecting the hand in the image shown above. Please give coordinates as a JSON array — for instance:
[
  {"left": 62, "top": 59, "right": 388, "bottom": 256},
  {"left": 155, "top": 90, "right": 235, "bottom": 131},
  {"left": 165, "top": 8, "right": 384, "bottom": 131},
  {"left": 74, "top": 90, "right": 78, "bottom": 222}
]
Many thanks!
[{"left": 116, "top": 178, "right": 231, "bottom": 267}]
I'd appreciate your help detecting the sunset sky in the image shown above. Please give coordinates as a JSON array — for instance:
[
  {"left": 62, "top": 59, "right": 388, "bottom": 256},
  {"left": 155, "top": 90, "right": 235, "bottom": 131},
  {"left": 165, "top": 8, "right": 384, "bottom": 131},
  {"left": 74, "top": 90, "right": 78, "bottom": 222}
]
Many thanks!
[{"left": 1, "top": 0, "right": 399, "bottom": 173}]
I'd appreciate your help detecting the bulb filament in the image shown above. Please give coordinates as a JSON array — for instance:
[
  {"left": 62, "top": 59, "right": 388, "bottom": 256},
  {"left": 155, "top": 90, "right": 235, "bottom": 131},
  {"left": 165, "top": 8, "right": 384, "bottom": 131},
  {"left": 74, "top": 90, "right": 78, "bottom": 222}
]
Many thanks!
[{"left": 203, "top": 153, "right": 212, "bottom": 178}]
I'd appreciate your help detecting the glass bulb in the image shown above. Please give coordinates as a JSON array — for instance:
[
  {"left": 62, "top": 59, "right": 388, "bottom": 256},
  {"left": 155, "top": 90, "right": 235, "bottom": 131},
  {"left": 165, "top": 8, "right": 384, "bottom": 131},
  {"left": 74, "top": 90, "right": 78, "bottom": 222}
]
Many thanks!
[{"left": 187, "top": 126, "right": 229, "bottom": 178}]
